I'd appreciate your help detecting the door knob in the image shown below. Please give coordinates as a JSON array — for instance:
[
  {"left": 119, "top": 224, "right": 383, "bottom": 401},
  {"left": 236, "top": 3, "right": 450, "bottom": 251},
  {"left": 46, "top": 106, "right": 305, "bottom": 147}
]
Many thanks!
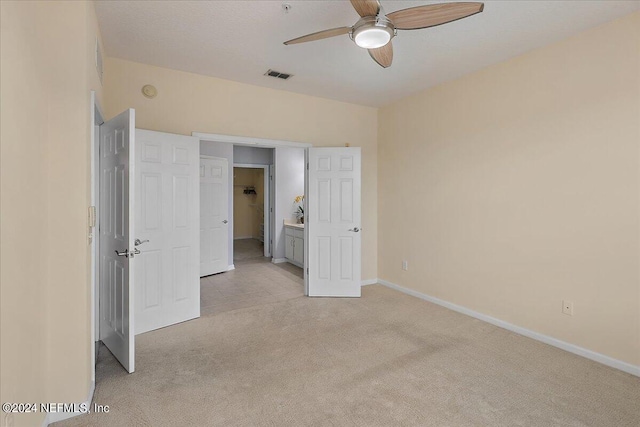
[
  {"left": 134, "top": 238, "right": 149, "bottom": 246},
  {"left": 348, "top": 227, "right": 361, "bottom": 233},
  {"left": 115, "top": 249, "right": 129, "bottom": 257},
  {"left": 222, "top": 220, "right": 228, "bottom": 224}
]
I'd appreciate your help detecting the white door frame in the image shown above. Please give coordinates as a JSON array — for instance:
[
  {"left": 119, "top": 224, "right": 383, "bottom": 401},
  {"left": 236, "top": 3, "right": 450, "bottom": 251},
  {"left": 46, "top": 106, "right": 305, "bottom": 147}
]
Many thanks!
[
  {"left": 90, "top": 91, "right": 105, "bottom": 383},
  {"left": 233, "top": 163, "right": 270, "bottom": 257},
  {"left": 193, "top": 132, "right": 310, "bottom": 294}
]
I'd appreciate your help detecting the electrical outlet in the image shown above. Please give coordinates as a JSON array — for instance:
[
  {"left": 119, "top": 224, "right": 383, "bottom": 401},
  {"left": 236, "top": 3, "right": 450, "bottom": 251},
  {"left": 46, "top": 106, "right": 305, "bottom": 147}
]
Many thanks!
[
  {"left": 562, "top": 300, "right": 573, "bottom": 316},
  {"left": 402, "top": 260, "right": 408, "bottom": 271}
]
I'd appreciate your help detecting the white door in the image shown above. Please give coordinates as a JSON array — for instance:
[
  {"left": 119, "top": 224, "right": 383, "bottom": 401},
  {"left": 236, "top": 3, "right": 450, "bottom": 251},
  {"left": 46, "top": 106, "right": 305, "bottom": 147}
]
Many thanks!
[
  {"left": 308, "top": 147, "right": 362, "bottom": 297},
  {"left": 99, "top": 109, "right": 135, "bottom": 372},
  {"left": 135, "top": 130, "right": 200, "bottom": 335},
  {"left": 200, "top": 156, "right": 229, "bottom": 276}
]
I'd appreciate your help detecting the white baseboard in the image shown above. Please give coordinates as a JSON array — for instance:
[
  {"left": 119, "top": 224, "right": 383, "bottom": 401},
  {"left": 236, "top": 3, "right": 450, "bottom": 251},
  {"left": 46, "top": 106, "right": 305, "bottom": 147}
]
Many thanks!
[
  {"left": 227, "top": 264, "right": 235, "bottom": 271},
  {"left": 272, "top": 258, "right": 287, "bottom": 264},
  {"left": 43, "top": 380, "right": 95, "bottom": 426},
  {"left": 361, "top": 278, "right": 378, "bottom": 286},
  {"left": 377, "top": 279, "right": 640, "bottom": 377}
]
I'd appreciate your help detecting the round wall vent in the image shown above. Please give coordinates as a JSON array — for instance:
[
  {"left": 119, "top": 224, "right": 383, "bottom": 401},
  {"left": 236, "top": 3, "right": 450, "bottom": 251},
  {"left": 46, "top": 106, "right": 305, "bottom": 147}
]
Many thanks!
[{"left": 141, "top": 84, "right": 157, "bottom": 99}]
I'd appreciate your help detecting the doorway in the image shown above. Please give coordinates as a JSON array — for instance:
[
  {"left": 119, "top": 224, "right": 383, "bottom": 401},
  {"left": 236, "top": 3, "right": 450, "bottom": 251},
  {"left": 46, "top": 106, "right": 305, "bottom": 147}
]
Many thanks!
[
  {"left": 196, "top": 133, "right": 363, "bottom": 300},
  {"left": 233, "top": 165, "right": 269, "bottom": 262},
  {"left": 198, "top": 140, "right": 307, "bottom": 316}
]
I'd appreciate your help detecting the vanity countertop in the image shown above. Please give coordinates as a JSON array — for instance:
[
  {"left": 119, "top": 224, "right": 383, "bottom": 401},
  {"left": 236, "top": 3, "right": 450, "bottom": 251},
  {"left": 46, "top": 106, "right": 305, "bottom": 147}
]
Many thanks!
[{"left": 284, "top": 220, "right": 304, "bottom": 230}]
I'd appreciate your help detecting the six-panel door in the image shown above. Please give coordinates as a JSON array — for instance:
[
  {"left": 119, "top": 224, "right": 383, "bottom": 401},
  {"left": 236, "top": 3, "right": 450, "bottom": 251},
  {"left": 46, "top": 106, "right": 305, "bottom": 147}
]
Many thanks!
[
  {"left": 134, "top": 130, "right": 200, "bottom": 335},
  {"left": 200, "top": 156, "right": 229, "bottom": 276},
  {"left": 307, "top": 147, "right": 362, "bottom": 297},
  {"left": 99, "top": 108, "right": 135, "bottom": 373}
]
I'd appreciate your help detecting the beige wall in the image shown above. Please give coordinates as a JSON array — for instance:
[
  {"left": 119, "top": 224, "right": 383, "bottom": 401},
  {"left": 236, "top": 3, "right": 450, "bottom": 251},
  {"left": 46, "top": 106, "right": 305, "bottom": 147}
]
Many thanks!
[
  {"left": 378, "top": 12, "right": 640, "bottom": 366},
  {"left": 104, "top": 58, "right": 378, "bottom": 280},
  {"left": 1, "top": 3, "right": 50, "bottom": 425},
  {"left": 0, "top": 1, "right": 104, "bottom": 426}
]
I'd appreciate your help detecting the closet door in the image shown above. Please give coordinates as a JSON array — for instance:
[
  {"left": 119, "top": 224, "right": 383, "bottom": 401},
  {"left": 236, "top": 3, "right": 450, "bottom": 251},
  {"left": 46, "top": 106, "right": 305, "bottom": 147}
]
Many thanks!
[
  {"left": 307, "top": 148, "right": 361, "bottom": 297},
  {"left": 200, "top": 156, "right": 229, "bottom": 276}
]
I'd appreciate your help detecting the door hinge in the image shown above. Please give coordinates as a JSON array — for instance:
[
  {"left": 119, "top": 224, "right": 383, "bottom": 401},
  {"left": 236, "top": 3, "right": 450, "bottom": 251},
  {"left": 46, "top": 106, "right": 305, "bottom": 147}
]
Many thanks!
[
  {"left": 306, "top": 163, "right": 309, "bottom": 170},
  {"left": 88, "top": 206, "right": 96, "bottom": 228},
  {"left": 306, "top": 268, "right": 309, "bottom": 275}
]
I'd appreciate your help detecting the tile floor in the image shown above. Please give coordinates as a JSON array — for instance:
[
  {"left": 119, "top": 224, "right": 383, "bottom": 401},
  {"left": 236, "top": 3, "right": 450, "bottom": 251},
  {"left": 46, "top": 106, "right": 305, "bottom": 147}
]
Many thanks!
[
  {"left": 200, "top": 239, "right": 304, "bottom": 316},
  {"left": 232, "top": 238, "right": 266, "bottom": 261}
]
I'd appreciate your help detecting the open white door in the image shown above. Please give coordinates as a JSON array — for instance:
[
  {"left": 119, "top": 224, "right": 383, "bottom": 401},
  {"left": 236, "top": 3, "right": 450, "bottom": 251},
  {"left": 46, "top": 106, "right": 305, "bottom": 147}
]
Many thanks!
[
  {"left": 135, "top": 130, "right": 200, "bottom": 335},
  {"left": 200, "top": 156, "right": 229, "bottom": 276},
  {"left": 308, "top": 147, "right": 362, "bottom": 297},
  {"left": 99, "top": 109, "right": 135, "bottom": 372}
]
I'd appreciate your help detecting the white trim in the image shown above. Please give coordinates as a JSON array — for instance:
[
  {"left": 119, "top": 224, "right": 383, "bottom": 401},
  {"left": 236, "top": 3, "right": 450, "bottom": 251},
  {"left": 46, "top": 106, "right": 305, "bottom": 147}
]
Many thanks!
[
  {"left": 286, "top": 259, "right": 304, "bottom": 269},
  {"left": 193, "top": 132, "right": 311, "bottom": 148},
  {"left": 361, "top": 278, "right": 378, "bottom": 286},
  {"left": 272, "top": 258, "right": 287, "bottom": 264},
  {"left": 227, "top": 264, "right": 235, "bottom": 271},
  {"left": 89, "top": 91, "right": 104, "bottom": 386},
  {"left": 43, "top": 380, "right": 95, "bottom": 426},
  {"left": 377, "top": 279, "right": 640, "bottom": 377},
  {"left": 303, "top": 149, "right": 309, "bottom": 296},
  {"left": 269, "top": 164, "right": 276, "bottom": 274},
  {"left": 90, "top": 91, "right": 96, "bottom": 386},
  {"left": 234, "top": 163, "right": 269, "bottom": 168}
]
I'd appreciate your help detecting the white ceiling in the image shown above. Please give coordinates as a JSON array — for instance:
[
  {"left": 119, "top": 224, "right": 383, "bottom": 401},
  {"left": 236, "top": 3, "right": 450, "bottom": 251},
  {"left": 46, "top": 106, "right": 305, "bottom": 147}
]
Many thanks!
[{"left": 95, "top": 0, "right": 639, "bottom": 107}]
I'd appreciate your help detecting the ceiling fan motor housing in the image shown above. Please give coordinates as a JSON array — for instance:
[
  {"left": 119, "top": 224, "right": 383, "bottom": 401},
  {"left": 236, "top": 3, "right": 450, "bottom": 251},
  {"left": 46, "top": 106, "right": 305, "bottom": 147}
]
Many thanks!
[{"left": 350, "top": 16, "right": 396, "bottom": 49}]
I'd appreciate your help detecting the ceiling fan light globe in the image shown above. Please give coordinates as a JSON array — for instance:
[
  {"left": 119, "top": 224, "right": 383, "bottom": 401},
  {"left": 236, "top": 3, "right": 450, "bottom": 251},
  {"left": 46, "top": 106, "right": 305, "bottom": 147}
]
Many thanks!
[{"left": 354, "top": 27, "right": 391, "bottom": 49}]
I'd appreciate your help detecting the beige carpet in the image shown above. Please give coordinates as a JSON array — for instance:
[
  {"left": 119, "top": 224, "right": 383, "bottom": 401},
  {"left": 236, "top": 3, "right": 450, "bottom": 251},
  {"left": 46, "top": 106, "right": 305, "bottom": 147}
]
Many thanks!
[
  {"left": 55, "top": 285, "right": 640, "bottom": 427},
  {"left": 201, "top": 256, "right": 303, "bottom": 317}
]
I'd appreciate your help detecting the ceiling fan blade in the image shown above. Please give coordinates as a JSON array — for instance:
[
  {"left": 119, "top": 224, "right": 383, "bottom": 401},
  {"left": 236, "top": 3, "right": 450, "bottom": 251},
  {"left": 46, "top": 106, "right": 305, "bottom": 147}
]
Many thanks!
[
  {"left": 350, "top": 0, "right": 381, "bottom": 17},
  {"left": 387, "top": 2, "right": 484, "bottom": 30},
  {"left": 284, "top": 27, "right": 352, "bottom": 45},
  {"left": 369, "top": 42, "right": 393, "bottom": 68}
]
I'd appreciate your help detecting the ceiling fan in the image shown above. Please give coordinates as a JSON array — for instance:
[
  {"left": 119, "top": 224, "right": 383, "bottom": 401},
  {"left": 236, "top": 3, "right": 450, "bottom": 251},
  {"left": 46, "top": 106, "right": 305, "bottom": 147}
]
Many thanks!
[{"left": 284, "top": 0, "right": 484, "bottom": 68}]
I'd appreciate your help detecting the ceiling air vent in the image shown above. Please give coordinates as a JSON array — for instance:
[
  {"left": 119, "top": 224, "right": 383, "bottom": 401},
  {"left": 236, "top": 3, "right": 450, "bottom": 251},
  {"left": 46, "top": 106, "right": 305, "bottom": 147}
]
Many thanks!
[{"left": 264, "top": 69, "right": 293, "bottom": 80}]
